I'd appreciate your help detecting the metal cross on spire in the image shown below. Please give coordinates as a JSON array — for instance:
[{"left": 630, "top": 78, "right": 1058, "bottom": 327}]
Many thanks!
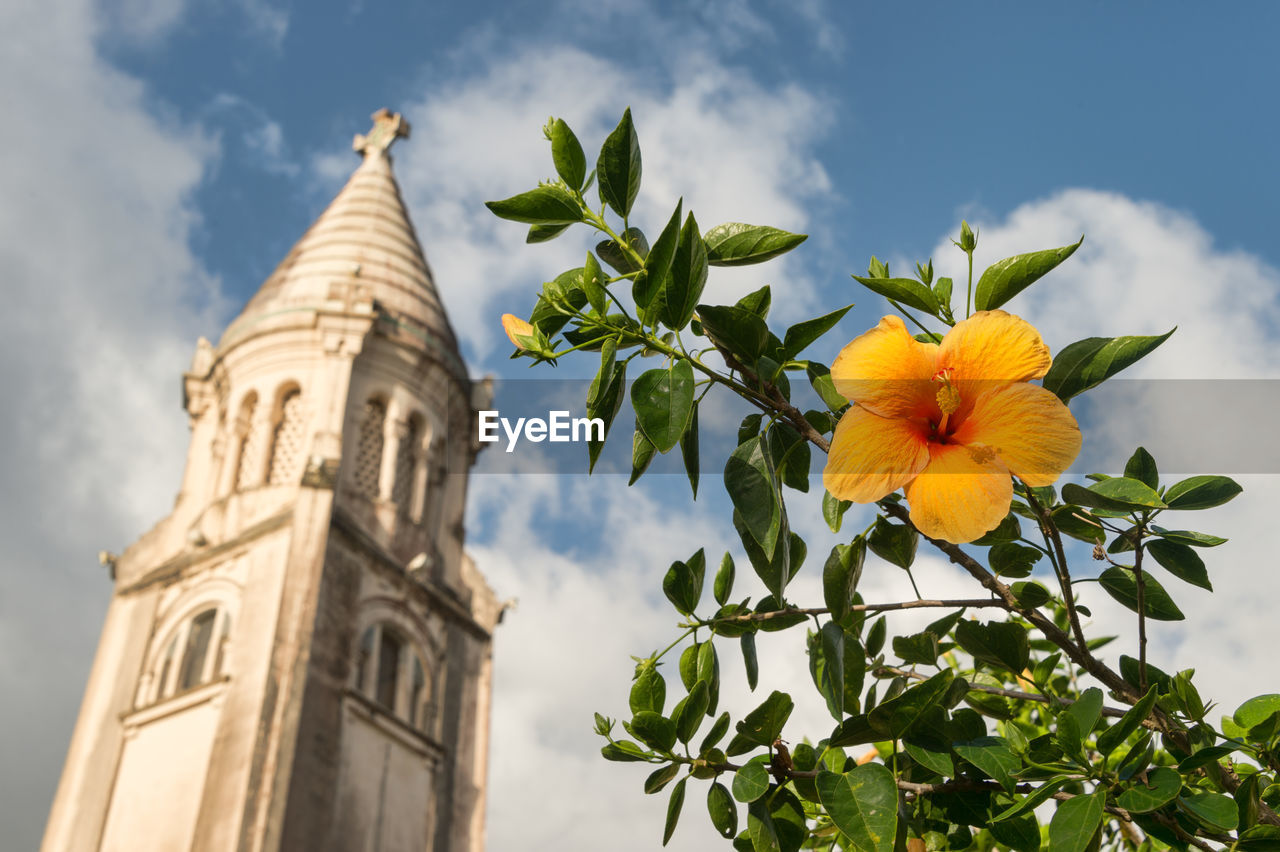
[{"left": 353, "top": 108, "right": 411, "bottom": 158}]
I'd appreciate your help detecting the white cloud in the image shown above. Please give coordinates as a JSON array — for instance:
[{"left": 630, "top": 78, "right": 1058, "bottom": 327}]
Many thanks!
[
  {"left": 206, "top": 92, "right": 300, "bottom": 177},
  {"left": 95, "top": 0, "right": 288, "bottom": 48},
  {"left": 0, "top": 0, "right": 221, "bottom": 846}
]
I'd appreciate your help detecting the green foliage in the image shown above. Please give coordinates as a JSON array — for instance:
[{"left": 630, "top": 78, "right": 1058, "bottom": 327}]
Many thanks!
[{"left": 490, "top": 108, "right": 1269, "bottom": 852}]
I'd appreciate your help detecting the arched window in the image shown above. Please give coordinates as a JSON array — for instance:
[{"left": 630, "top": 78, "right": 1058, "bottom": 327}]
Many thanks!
[
  {"left": 353, "top": 399, "right": 386, "bottom": 499},
  {"left": 267, "top": 388, "right": 305, "bottom": 485},
  {"left": 391, "top": 414, "right": 421, "bottom": 508},
  {"left": 151, "top": 606, "right": 234, "bottom": 704},
  {"left": 352, "top": 622, "right": 435, "bottom": 734},
  {"left": 233, "top": 393, "right": 260, "bottom": 491}
]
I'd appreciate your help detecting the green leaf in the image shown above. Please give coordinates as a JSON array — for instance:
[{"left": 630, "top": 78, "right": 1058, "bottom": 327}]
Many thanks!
[
  {"left": 1124, "top": 446, "right": 1159, "bottom": 490},
  {"left": 714, "top": 553, "right": 735, "bottom": 606},
  {"left": 992, "top": 778, "right": 1072, "bottom": 822},
  {"left": 1098, "top": 567, "right": 1185, "bottom": 621},
  {"left": 953, "top": 736, "right": 1020, "bottom": 792},
  {"left": 1051, "top": 506, "right": 1106, "bottom": 544},
  {"left": 644, "top": 762, "right": 681, "bottom": 794},
  {"left": 630, "top": 665, "right": 666, "bottom": 715},
  {"left": 782, "top": 304, "right": 853, "bottom": 359},
  {"left": 869, "top": 670, "right": 954, "bottom": 739},
  {"left": 989, "top": 542, "right": 1042, "bottom": 578},
  {"left": 735, "top": 691, "right": 794, "bottom": 748},
  {"left": 823, "top": 539, "right": 865, "bottom": 622},
  {"left": 741, "top": 632, "right": 759, "bottom": 691},
  {"left": 581, "top": 251, "right": 607, "bottom": 314},
  {"left": 767, "top": 424, "right": 810, "bottom": 493},
  {"left": 1234, "top": 694, "right": 1280, "bottom": 730},
  {"left": 933, "top": 276, "right": 954, "bottom": 312},
  {"left": 905, "top": 737, "right": 955, "bottom": 777},
  {"left": 1043, "top": 329, "right": 1175, "bottom": 402},
  {"left": 526, "top": 222, "right": 571, "bottom": 243},
  {"left": 823, "top": 490, "right": 853, "bottom": 533},
  {"left": 1164, "top": 474, "right": 1243, "bottom": 510},
  {"left": 843, "top": 633, "right": 866, "bottom": 714},
  {"left": 955, "top": 620, "right": 1030, "bottom": 673},
  {"left": 629, "top": 427, "right": 656, "bottom": 485},
  {"left": 1012, "top": 580, "right": 1052, "bottom": 609},
  {"left": 732, "top": 761, "right": 770, "bottom": 803},
  {"left": 663, "top": 777, "right": 687, "bottom": 845},
  {"left": 1179, "top": 791, "right": 1239, "bottom": 833},
  {"left": 807, "top": 362, "right": 848, "bottom": 412},
  {"left": 548, "top": 118, "right": 586, "bottom": 190},
  {"left": 586, "top": 357, "right": 627, "bottom": 473},
  {"left": 485, "top": 184, "right": 584, "bottom": 225},
  {"left": 632, "top": 360, "right": 695, "bottom": 453},
  {"left": 868, "top": 518, "right": 917, "bottom": 569},
  {"left": 658, "top": 212, "right": 709, "bottom": 330},
  {"left": 701, "top": 712, "right": 731, "bottom": 753},
  {"left": 816, "top": 764, "right": 898, "bottom": 852},
  {"left": 707, "top": 782, "right": 737, "bottom": 838},
  {"left": 809, "top": 622, "right": 846, "bottom": 720},
  {"left": 1115, "top": 766, "right": 1181, "bottom": 813},
  {"left": 597, "top": 107, "right": 641, "bottom": 219},
  {"left": 587, "top": 338, "right": 618, "bottom": 408},
  {"left": 634, "top": 199, "right": 683, "bottom": 309},
  {"left": 1145, "top": 539, "right": 1212, "bottom": 590},
  {"left": 1119, "top": 655, "right": 1173, "bottom": 694},
  {"left": 1067, "top": 687, "right": 1104, "bottom": 738},
  {"left": 1047, "top": 790, "right": 1104, "bottom": 852},
  {"left": 663, "top": 549, "right": 705, "bottom": 616},
  {"left": 1237, "top": 826, "right": 1280, "bottom": 850},
  {"left": 990, "top": 813, "right": 1040, "bottom": 852},
  {"left": 697, "top": 304, "right": 771, "bottom": 368},
  {"left": 734, "top": 285, "right": 772, "bottom": 319},
  {"left": 725, "top": 437, "right": 781, "bottom": 559},
  {"left": 675, "top": 680, "right": 710, "bottom": 744},
  {"left": 703, "top": 222, "right": 807, "bottom": 267},
  {"left": 974, "top": 237, "right": 1083, "bottom": 311},
  {"left": 680, "top": 405, "right": 700, "bottom": 498},
  {"left": 850, "top": 275, "right": 939, "bottom": 315},
  {"left": 632, "top": 710, "right": 677, "bottom": 752},
  {"left": 601, "top": 740, "right": 654, "bottom": 762},
  {"left": 1096, "top": 685, "right": 1158, "bottom": 756},
  {"left": 1061, "top": 478, "right": 1166, "bottom": 512},
  {"left": 865, "top": 615, "right": 886, "bottom": 657},
  {"left": 1151, "top": 526, "right": 1227, "bottom": 547}
]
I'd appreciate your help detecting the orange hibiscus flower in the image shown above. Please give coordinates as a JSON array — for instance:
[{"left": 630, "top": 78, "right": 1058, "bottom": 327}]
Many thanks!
[{"left": 822, "top": 311, "right": 1081, "bottom": 544}]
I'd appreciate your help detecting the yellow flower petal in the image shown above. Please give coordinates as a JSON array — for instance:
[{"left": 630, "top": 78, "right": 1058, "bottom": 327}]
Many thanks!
[
  {"left": 904, "top": 443, "right": 1012, "bottom": 544},
  {"left": 953, "top": 382, "right": 1082, "bottom": 487},
  {"left": 823, "top": 405, "right": 931, "bottom": 503},
  {"left": 938, "top": 310, "right": 1051, "bottom": 385},
  {"left": 502, "top": 313, "right": 535, "bottom": 348},
  {"left": 830, "top": 315, "right": 939, "bottom": 418}
]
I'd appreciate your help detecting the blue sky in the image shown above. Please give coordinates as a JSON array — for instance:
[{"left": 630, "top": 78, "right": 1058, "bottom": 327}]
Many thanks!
[{"left": 4, "top": 2, "right": 1280, "bottom": 850}]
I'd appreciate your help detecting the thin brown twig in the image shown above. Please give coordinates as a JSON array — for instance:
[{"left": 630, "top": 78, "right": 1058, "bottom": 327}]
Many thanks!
[
  {"left": 1024, "top": 488, "right": 1090, "bottom": 655},
  {"left": 697, "top": 598, "right": 1007, "bottom": 626},
  {"left": 1133, "top": 537, "right": 1149, "bottom": 692}
]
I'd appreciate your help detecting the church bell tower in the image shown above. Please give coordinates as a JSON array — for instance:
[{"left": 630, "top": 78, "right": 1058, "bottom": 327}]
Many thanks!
[{"left": 42, "top": 109, "right": 499, "bottom": 852}]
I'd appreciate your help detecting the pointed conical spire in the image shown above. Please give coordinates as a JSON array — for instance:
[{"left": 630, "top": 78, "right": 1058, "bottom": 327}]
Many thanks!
[{"left": 222, "top": 109, "right": 459, "bottom": 364}]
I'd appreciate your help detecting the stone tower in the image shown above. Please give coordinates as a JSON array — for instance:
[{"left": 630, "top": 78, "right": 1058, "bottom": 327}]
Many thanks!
[{"left": 42, "top": 110, "right": 499, "bottom": 852}]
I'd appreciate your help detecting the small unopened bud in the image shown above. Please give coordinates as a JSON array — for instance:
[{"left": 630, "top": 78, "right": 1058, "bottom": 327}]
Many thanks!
[
  {"left": 916, "top": 259, "right": 933, "bottom": 286},
  {"left": 501, "top": 313, "right": 537, "bottom": 349},
  {"left": 958, "top": 220, "right": 977, "bottom": 253}
]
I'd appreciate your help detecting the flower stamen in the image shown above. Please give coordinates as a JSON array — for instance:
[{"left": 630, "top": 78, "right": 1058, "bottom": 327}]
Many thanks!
[{"left": 933, "top": 367, "right": 960, "bottom": 436}]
